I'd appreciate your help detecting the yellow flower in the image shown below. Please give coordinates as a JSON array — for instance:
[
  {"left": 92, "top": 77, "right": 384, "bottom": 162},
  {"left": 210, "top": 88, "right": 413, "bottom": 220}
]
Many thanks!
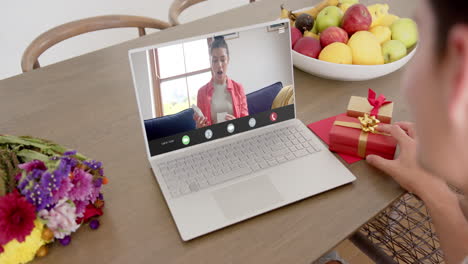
[{"left": 0, "top": 219, "right": 46, "bottom": 264}]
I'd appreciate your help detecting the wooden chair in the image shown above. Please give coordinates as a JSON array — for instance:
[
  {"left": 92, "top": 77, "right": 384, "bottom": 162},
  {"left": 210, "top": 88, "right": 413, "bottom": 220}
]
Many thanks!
[
  {"left": 21, "top": 15, "right": 171, "bottom": 72},
  {"left": 169, "top": 0, "right": 255, "bottom": 26}
]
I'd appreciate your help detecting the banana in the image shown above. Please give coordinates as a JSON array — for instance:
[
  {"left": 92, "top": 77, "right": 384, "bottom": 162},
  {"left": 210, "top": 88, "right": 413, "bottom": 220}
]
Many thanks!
[
  {"left": 280, "top": 4, "right": 290, "bottom": 19},
  {"left": 367, "top": 4, "right": 390, "bottom": 28},
  {"left": 304, "top": 30, "right": 320, "bottom": 40},
  {"left": 338, "top": 0, "right": 358, "bottom": 12},
  {"left": 339, "top": 3, "right": 352, "bottom": 13},
  {"left": 294, "top": 0, "right": 339, "bottom": 19},
  {"left": 378, "top": 14, "right": 400, "bottom": 27},
  {"left": 280, "top": 4, "right": 297, "bottom": 25}
]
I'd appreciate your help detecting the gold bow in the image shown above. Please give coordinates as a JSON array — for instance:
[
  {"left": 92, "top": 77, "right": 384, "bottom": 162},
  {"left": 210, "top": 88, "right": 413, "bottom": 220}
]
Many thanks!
[
  {"left": 358, "top": 113, "right": 380, "bottom": 133},
  {"left": 333, "top": 114, "right": 386, "bottom": 158}
]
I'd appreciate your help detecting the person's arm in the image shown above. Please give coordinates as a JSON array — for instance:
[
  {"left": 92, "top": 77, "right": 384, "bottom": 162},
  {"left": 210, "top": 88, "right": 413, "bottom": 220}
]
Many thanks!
[
  {"left": 366, "top": 122, "right": 468, "bottom": 264},
  {"left": 195, "top": 86, "right": 209, "bottom": 128},
  {"left": 419, "top": 179, "right": 468, "bottom": 264}
]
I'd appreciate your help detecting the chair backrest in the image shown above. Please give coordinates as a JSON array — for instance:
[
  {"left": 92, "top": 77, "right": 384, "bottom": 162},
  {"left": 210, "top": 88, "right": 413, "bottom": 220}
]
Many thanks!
[
  {"left": 169, "top": 0, "right": 256, "bottom": 26},
  {"left": 169, "top": 0, "right": 207, "bottom": 26},
  {"left": 21, "top": 15, "right": 171, "bottom": 72}
]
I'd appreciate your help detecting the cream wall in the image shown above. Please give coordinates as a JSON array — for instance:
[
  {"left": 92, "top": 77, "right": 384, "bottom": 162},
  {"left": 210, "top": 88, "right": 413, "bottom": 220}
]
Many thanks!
[{"left": 225, "top": 25, "right": 293, "bottom": 94}]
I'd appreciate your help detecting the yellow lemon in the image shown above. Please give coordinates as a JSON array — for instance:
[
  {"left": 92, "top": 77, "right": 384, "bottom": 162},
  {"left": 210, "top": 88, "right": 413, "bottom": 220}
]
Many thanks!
[
  {"left": 379, "top": 14, "right": 400, "bottom": 27},
  {"left": 318, "top": 42, "right": 353, "bottom": 64},
  {"left": 367, "top": 4, "right": 389, "bottom": 28},
  {"left": 347, "top": 31, "right": 384, "bottom": 65},
  {"left": 370, "top": 26, "right": 392, "bottom": 44}
]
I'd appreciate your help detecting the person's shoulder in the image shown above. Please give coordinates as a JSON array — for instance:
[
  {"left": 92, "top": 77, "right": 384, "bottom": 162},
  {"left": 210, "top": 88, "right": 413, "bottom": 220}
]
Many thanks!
[
  {"left": 229, "top": 78, "right": 244, "bottom": 91},
  {"left": 230, "top": 78, "right": 242, "bottom": 87},
  {"left": 198, "top": 81, "right": 211, "bottom": 94}
]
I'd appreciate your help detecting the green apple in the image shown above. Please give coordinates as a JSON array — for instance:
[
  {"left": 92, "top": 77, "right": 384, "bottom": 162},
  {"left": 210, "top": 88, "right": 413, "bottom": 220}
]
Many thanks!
[
  {"left": 316, "top": 6, "right": 343, "bottom": 33},
  {"left": 382, "top": 40, "right": 407, "bottom": 63},
  {"left": 391, "top": 18, "right": 419, "bottom": 48}
]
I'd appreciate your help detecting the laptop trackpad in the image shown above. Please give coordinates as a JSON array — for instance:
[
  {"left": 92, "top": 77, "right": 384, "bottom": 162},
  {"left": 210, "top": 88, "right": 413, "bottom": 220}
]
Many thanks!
[{"left": 212, "top": 175, "right": 284, "bottom": 220}]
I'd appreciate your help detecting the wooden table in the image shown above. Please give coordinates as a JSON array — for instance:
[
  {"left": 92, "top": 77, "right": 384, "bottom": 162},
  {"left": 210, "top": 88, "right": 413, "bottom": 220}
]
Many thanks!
[{"left": 0, "top": 0, "right": 416, "bottom": 263}]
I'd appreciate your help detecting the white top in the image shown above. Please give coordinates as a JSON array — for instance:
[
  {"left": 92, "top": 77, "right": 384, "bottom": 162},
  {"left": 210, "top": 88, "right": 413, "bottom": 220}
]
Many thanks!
[
  {"left": 463, "top": 257, "right": 468, "bottom": 264},
  {"left": 211, "top": 82, "right": 233, "bottom": 123}
]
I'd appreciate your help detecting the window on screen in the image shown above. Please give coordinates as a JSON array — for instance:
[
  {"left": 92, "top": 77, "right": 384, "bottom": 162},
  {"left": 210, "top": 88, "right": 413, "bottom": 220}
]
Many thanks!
[{"left": 155, "top": 39, "right": 211, "bottom": 116}]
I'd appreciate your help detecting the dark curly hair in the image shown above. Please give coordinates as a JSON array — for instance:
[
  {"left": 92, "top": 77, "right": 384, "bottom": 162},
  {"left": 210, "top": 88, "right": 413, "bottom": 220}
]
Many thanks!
[{"left": 210, "top": 36, "right": 229, "bottom": 57}]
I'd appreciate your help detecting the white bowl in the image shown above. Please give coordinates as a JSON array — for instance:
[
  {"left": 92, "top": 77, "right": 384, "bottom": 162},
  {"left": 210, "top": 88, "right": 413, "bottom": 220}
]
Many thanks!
[
  {"left": 292, "top": 47, "right": 417, "bottom": 81},
  {"left": 290, "top": 5, "right": 417, "bottom": 81}
]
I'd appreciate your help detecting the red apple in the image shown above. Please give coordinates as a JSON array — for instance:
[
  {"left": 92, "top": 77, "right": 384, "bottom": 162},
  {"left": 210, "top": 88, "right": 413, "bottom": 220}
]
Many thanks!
[
  {"left": 320, "top": 26, "right": 349, "bottom": 47},
  {"left": 342, "top": 4, "right": 372, "bottom": 35},
  {"left": 293, "top": 37, "right": 322, "bottom": 59},
  {"left": 290, "top": 27, "right": 302, "bottom": 48}
]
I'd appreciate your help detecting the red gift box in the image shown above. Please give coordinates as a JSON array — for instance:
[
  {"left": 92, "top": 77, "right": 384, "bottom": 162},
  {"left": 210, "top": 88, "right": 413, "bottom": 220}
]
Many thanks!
[{"left": 329, "top": 115, "right": 397, "bottom": 160}]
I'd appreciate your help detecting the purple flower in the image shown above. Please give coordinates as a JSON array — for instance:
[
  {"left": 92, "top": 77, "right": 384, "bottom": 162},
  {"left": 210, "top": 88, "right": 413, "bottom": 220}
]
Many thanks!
[
  {"left": 63, "top": 150, "right": 77, "bottom": 156},
  {"left": 52, "top": 177, "right": 73, "bottom": 204},
  {"left": 74, "top": 200, "right": 88, "bottom": 218},
  {"left": 93, "top": 178, "right": 102, "bottom": 188},
  {"left": 40, "top": 171, "right": 60, "bottom": 193},
  {"left": 55, "top": 158, "right": 72, "bottom": 177},
  {"left": 68, "top": 168, "right": 93, "bottom": 201},
  {"left": 89, "top": 219, "right": 100, "bottom": 230},
  {"left": 28, "top": 181, "right": 53, "bottom": 211},
  {"left": 18, "top": 160, "right": 46, "bottom": 173},
  {"left": 59, "top": 236, "right": 71, "bottom": 246},
  {"left": 85, "top": 178, "right": 102, "bottom": 203},
  {"left": 59, "top": 155, "right": 78, "bottom": 169},
  {"left": 18, "top": 169, "right": 54, "bottom": 211},
  {"left": 84, "top": 160, "right": 102, "bottom": 171}
]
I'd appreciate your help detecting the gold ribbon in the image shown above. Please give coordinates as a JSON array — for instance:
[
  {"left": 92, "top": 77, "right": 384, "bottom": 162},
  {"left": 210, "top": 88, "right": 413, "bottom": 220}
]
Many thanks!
[{"left": 334, "top": 114, "right": 386, "bottom": 158}]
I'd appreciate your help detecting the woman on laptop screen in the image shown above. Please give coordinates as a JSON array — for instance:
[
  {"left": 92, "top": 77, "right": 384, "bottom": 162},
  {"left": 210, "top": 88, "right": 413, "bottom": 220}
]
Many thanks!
[{"left": 193, "top": 36, "right": 249, "bottom": 128}]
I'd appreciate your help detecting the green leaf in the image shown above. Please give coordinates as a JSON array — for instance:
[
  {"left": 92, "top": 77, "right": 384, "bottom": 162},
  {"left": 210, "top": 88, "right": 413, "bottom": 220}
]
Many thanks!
[
  {"left": 16, "top": 149, "right": 50, "bottom": 163},
  {"left": 0, "top": 169, "right": 7, "bottom": 196},
  {"left": 0, "top": 149, "right": 20, "bottom": 195},
  {"left": 0, "top": 135, "right": 50, "bottom": 149}
]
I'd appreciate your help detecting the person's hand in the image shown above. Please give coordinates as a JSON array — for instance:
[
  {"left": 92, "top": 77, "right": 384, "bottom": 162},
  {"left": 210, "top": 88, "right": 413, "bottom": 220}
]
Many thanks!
[
  {"left": 366, "top": 122, "right": 442, "bottom": 196},
  {"left": 225, "top": 114, "right": 236, "bottom": 121},
  {"left": 193, "top": 114, "right": 208, "bottom": 128}
]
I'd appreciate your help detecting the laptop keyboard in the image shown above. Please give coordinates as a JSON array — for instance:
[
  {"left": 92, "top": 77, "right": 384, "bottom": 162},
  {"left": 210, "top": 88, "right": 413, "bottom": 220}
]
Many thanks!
[{"left": 157, "top": 124, "right": 321, "bottom": 198}]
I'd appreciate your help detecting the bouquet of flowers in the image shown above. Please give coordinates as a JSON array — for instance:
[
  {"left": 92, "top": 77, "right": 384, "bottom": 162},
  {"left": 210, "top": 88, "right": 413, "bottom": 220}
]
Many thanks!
[{"left": 0, "top": 135, "right": 108, "bottom": 264}]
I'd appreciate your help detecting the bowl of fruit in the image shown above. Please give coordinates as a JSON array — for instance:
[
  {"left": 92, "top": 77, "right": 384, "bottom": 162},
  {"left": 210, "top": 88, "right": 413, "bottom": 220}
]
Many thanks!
[{"left": 281, "top": 0, "right": 418, "bottom": 81}]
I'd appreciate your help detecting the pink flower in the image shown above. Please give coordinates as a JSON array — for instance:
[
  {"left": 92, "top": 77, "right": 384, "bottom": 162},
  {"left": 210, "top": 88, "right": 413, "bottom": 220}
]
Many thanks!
[
  {"left": 0, "top": 192, "right": 36, "bottom": 245},
  {"left": 68, "top": 168, "right": 93, "bottom": 201},
  {"left": 18, "top": 160, "right": 46, "bottom": 173},
  {"left": 38, "top": 199, "right": 79, "bottom": 239},
  {"left": 74, "top": 200, "right": 88, "bottom": 218},
  {"left": 52, "top": 177, "right": 73, "bottom": 203}
]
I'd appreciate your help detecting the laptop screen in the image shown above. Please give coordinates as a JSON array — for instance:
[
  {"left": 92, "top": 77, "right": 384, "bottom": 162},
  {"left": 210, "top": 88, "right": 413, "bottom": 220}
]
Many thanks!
[{"left": 129, "top": 21, "right": 295, "bottom": 157}]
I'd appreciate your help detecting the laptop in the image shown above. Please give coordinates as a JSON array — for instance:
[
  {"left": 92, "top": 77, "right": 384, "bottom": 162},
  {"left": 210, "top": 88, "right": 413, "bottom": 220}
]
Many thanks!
[{"left": 128, "top": 20, "right": 356, "bottom": 241}]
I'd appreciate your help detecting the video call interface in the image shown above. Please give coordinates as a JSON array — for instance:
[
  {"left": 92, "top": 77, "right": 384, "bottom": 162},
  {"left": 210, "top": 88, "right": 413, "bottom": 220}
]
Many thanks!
[{"left": 130, "top": 22, "right": 296, "bottom": 156}]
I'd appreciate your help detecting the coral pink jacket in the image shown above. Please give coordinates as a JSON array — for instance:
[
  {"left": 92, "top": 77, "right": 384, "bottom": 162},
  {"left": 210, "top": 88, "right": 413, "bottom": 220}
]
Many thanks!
[{"left": 196, "top": 77, "right": 249, "bottom": 125}]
